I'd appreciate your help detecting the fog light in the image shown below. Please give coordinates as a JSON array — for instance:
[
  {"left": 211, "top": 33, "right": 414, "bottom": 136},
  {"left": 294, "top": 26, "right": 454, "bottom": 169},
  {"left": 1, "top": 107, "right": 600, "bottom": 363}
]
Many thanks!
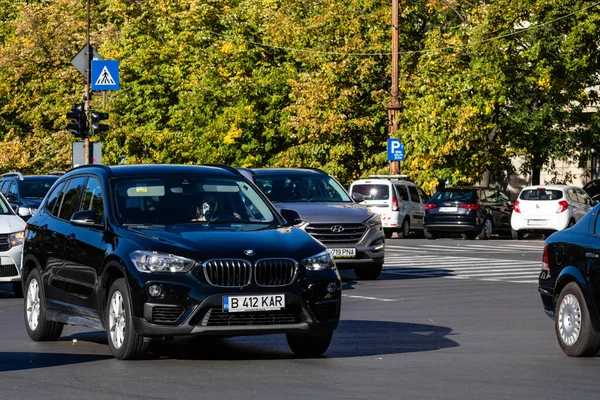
[
  {"left": 148, "top": 284, "right": 162, "bottom": 297},
  {"left": 327, "top": 282, "right": 338, "bottom": 294}
]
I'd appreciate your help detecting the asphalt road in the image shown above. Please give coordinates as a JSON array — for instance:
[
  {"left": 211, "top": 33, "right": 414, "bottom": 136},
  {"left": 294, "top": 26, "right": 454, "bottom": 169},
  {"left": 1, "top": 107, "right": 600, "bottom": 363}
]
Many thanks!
[{"left": 1, "top": 237, "right": 599, "bottom": 400}]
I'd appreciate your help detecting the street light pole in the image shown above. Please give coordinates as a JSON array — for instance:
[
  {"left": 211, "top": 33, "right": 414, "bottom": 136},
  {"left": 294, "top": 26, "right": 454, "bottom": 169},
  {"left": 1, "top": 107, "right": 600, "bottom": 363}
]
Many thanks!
[
  {"left": 84, "top": 0, "right": 91, "bottom": 164},
  {"left": 388, "top": 0, "right": 401, "bottom": 174}
]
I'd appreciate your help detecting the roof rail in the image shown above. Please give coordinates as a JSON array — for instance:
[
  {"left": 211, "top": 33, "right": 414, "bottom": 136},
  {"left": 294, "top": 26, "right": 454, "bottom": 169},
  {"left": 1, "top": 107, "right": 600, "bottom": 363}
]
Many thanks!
[
  {"left": 368, "top": 174, "right": 410, "bottom": 180},
  {"left": 48, "top": 171, "right": 66, "bottom": 176},
  {"left": 69, "top": 164, "right": 113, "bottom": 174},
  {"left": 2, "top": 172, "right": 24, "bottom": 180},
  {"left": 202, "top": 164, "right": 244, "bottom": 176}
]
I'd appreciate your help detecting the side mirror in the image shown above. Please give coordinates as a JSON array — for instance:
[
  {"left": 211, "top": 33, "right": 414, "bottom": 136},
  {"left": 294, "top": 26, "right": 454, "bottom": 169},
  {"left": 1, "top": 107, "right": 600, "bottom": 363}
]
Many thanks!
[
  {"left": 351, "top": 192, "right": 365, "bottom": 202},
  {"left": 70, "top": 210, "right": 99, "bottom": 227},
  {"left": 280, "top": 208, "right": 303, "bottom": 226}
]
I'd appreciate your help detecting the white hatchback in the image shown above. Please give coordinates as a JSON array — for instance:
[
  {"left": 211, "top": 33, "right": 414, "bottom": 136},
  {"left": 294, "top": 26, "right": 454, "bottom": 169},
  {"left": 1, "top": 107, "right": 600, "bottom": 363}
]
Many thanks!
[
  {"left": 510, "top": 185, "right": 594, "bottom": 239},
  {"left": 0, "top": 192, "right": 26, "bottom": 296}
]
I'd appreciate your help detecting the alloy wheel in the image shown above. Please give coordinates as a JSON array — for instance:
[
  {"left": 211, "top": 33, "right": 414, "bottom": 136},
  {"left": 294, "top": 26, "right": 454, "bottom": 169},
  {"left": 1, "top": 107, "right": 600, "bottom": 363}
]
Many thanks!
[
  {"left": 558, "top": 294, "right": 582, "bottom": 346},
  {"left": 483, "top": 219, "right": 493, "bottom": 238},
  {"left": 109, "top": 291, "right": 126, "bottom": 349},
  {"left": 26, "top": 278, "right": 40, "bottom": 331}
]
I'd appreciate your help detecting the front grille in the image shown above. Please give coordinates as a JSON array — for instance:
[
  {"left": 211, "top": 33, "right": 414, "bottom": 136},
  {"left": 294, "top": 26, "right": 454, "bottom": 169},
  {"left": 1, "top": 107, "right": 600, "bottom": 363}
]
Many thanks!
[
  {"left": 309, "top": 302, "right": 338, "bottom": 322},
  {"left": 152, "top": 305, "right": 185, "bottom": 324},
  {"left": 255, "top": 259, "right": 297, "bottom": 286},
  {"left": 305, "top": 223, "right": 367, "bottom": 244},
  {"left": 0, "top": 264, "right": 18, "bottom": 278},
  {"left": 200, "top": 308, "right": 301, "bottom": 326},
  {"left": 203, "top": 259, "right": 252, "bottom": 287},
  {"left": 0, "top": 234, "right": 10, "bottom": 251}
]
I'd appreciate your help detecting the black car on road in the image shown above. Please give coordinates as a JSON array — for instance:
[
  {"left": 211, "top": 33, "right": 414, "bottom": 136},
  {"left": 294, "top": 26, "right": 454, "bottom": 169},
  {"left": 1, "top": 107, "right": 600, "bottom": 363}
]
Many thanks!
[
  {"left": 539, "top": 203, "right": 600, "bottom": 357},
  {"left": 22, "top": 164, "right": 341, "bottom": 359},
  {"left": 423, "top": 187, "right": 513, "bottom": 239},
  {"left": 0, "top": 172, "right": 61, "bottom": 220}
]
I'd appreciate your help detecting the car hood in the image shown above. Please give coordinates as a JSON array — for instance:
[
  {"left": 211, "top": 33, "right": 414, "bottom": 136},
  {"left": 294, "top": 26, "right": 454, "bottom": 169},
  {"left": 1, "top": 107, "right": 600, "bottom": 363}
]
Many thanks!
[
  {"left": 273, "top": 202, "right": 372, "bottom": 224},
  {"left": 119, "top": 224, "right": 325, "bottom": 261},
  {"left": 0, "top": 214, "right": 26, "bottom": 234}
]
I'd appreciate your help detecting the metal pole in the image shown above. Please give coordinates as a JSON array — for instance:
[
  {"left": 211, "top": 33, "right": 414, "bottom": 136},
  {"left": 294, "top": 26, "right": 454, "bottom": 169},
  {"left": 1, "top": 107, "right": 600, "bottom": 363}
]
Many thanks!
[
  {"left": 388, "top": 0, "right": 401, "bottom": 174},
  {"left": 84, "top": 0, "right": 91, "bottom": 164}
]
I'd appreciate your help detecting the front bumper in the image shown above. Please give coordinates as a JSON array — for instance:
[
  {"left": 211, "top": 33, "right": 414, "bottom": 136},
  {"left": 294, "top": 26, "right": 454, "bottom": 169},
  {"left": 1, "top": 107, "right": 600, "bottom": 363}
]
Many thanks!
[
  {"left": 0, "top": 244, "right": 22, "bottom": 283},
  {"left": 320, "top": 224, "right": 385, "bottom": 270}
]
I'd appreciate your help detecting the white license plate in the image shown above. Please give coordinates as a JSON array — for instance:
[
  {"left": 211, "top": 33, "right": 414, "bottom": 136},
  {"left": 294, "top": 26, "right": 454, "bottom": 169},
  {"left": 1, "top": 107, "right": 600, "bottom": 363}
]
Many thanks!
[
  {"left": 223, "top": 294, "right": 285, "bottom": 312},
  {"left": 439, "top": 207, "right": 458, "bottom": 212},
  {"left": 328, "top": 248, "right": 356, "bottom": 258},
  {"left": 527, "top": 220, "right": 547, "bottom": 226}
]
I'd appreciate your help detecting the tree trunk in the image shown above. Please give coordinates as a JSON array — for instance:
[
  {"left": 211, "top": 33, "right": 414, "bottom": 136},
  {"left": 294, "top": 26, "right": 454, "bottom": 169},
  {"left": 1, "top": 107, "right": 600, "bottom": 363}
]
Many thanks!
[
  {"left": 479, "top": 169, "right": 491, "bottom": 187},
  {"left": 531, "top": 167, "right": 541, "bottom": 185}
]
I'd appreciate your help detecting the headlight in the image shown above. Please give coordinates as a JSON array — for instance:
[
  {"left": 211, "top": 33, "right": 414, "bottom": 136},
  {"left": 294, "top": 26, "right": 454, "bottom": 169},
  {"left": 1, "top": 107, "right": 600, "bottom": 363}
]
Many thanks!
[
  {"left": 365, "top": 214, "right": 381, "bottom": 227},
  {"left": 9, "top": 231, "right": 24, "bottom": 247},
  {"left": 130, "top": 250, "right": 195, "bottom": 273},
  {"left": 302, "top": 250, "right": 336, "bottom": 271}
]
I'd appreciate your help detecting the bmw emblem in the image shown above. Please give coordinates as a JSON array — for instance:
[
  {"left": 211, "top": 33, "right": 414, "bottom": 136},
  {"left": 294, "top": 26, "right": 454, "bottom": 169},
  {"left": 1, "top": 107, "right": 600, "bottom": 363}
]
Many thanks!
[{"left": 244, "top": 249, "right": 255, "bottom": 256}]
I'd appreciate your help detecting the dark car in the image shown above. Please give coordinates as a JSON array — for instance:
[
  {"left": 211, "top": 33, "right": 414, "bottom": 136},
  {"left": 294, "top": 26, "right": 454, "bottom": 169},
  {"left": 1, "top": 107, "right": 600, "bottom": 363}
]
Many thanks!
[
  {"left": 539, "top": 203, "right": 600, "bottom": 356},
  {"left": 0, "top": 171, "right": 62, "bottom": 220},
  {"left": 583, "top": 179, "right": 600, "bottom": 201},
  {"left": 423, "top": 187, "right": 513, "bottom": 240},
  {"left": 21, "top": 164, "right": 341, "bottom": 359},
  {"left": 237, "top": 168, "right": 385, "bottom": 280}
]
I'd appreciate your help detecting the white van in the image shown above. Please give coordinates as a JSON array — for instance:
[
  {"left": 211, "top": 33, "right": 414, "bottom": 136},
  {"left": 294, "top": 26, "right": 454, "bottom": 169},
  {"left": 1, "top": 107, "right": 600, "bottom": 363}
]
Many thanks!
[{"left": 349, "top": 175, "right": 429, "bottom": 238}]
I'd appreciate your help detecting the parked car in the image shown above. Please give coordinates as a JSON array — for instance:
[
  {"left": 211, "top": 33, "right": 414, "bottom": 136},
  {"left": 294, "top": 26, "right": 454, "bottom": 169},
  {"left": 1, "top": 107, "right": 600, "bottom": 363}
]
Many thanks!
[
  {"left": 582, "top": 179, "right": 600, "bottom": 201},
  {"left": 238, "top": 168, "right": 385, "bottom": 280},
  {"left": 0, "top": 171, "right": 62, "bottom": 220},
  {"left": 539, "top": 203, "right": 600, "bottom": 356},
  {"left": 0, "top": 192, "right": 26, "bottom": 297},
  {"left": 22, "top": 164, "right": 341, "bottom": 359},
  {"left": 510, "top": 185, "right": 593, "bottom": 240},
  {"left": 423, "top": 187, "right": 512, "bottom": 240},
  {"left": 348, "top": 175, "right": 429, "bottom": 239}
]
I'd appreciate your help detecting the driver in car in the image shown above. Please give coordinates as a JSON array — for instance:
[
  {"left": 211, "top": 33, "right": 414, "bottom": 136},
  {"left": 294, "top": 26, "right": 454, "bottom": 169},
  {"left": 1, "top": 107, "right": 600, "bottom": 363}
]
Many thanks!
[{"left": 192, "top": 192, "right": 241, "bottom": 222}]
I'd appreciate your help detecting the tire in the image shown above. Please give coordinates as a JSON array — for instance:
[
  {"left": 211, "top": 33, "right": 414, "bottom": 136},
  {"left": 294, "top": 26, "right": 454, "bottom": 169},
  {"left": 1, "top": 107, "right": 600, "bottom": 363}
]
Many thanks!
[
  {"left": 555, "top": 282, "right": 600, "bottom": 357},
  {"left": 24, "top": 269, "right": 63, "bottom": 341},
  {"left": 286, "top": 330, "right": 333, "bottom": 357},
  {"left": 476, "top": 218, "right": 493, "bottom": 240},
  {"left": 354, "top": 263, "right": 383, "bottom": 280},
  {"left": 12, "top": 281, "right": 23, "bottom": 298},
  {"left": 106, "top": 278, "right": 148, "bottom": 360},
  {"left": 511, "top": 228, "right": 524, "bottom": 240},
  {"left": 397, "top": 218, "right": 410, "bottom": 239},
  {"left": 423, "top": 228, "right": 438, "bottom": 240},
  {"left": 384, "top": 229, "right": 394, "bottom": 239}
]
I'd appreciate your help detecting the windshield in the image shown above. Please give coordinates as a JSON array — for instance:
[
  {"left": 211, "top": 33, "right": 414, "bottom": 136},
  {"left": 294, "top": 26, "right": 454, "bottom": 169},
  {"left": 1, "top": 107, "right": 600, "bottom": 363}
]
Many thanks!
[
  {"left": 351, "top": 184, "right": 390, "bottom": 200},
  {"left": 254, "top": 174, "right": 352, "bottom": 203},
  {"left": 113, "top": 175, "right": 276, "bottom": 225},
  {"left": 519, "top": 189, "right": 563, "bottom": 201},
  {"left": 21, "top": 178, "right": 58, "bottom": 198},
  {"left": 0, "top": 194, "right": 13, "bottom": 215},
  {"left": 430, "top": 189, "right": 476, "bottom": 201}
]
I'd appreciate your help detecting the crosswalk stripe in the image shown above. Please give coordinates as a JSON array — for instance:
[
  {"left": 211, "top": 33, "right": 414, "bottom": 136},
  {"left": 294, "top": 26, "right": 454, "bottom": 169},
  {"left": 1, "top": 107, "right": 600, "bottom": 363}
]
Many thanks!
[{"left": 385, "top": 266, "right": 539, "bottom": 273}]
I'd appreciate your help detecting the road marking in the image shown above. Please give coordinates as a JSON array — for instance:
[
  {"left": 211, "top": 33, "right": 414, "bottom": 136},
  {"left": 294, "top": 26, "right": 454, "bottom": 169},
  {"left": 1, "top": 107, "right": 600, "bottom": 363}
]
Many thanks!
[{"left": 342, "top": 294, "right": 398, "bottom": 302}]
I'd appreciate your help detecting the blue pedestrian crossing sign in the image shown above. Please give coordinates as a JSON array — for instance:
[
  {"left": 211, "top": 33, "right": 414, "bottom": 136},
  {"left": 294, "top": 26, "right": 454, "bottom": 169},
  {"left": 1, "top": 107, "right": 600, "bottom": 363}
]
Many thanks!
[
  {"left": 91, "top": 60, "right": 119, "bottom": 90},
  {"left": 387, "top": 138, "right": 405, "bottom": 161}
]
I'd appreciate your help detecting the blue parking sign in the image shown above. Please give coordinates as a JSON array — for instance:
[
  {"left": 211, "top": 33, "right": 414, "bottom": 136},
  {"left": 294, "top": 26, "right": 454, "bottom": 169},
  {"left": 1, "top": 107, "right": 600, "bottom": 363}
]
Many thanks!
[
  {"left": 387, "top": 139, "right": 405, "bottom": 161},
  {"left": 91, "top": 60, "right": 120, "bottom": 90}
]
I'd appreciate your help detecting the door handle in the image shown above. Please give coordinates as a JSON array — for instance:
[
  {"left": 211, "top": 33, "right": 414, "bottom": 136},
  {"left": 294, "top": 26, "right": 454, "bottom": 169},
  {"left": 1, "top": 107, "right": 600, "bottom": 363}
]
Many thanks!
[{"left": 586, "top": 252, "right": 599, "bottom": 259}]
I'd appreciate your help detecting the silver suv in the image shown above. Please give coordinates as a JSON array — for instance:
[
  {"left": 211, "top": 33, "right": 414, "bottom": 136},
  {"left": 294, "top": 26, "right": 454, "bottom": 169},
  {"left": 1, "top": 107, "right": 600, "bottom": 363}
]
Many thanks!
[{"left": 238, "top": 168, "right": 385, "bottom": 280}]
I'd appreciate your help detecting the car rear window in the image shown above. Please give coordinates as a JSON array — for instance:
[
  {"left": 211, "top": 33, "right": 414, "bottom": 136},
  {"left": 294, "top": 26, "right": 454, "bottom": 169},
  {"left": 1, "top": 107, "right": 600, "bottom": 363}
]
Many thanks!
[
  {"left": 351, "top": 184, "right": 389, "bottom": 200},
  {"left": 430, "top": 190, "right": 475, "bottom": 201},
  {"left": 519, "top": 189, "right": 563, "bottom": 201}
]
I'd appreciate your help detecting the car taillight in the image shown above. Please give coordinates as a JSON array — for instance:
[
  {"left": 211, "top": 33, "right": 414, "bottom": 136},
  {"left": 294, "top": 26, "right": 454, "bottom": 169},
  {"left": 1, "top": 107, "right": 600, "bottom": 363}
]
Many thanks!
[
  {"left": 460, "top": 203, "right": 479, "bottom": 210},
  {"left": 541, "top": 246, "right": 549, "bottom": 271},
  {"left": 513, "top": 200, "right": 520, "bottom": 213},
  {"left": 557, "top": 200, "right": 569, "bottom": 213},
  {"left": 392, "top": 198, "right": 398, "bottom": 211},
  {"left": 425, "top": 203, "right": 437, "bottom": 210}
]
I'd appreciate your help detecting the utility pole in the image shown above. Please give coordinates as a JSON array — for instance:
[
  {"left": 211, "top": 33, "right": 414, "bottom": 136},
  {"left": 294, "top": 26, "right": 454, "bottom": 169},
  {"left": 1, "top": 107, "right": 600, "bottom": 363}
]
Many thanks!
[
  {"left": 388, "top": 0, "right": 401, "bottom": 174},
  {"left": 84, "top": 0, "right": 91, "bottom": 164}
]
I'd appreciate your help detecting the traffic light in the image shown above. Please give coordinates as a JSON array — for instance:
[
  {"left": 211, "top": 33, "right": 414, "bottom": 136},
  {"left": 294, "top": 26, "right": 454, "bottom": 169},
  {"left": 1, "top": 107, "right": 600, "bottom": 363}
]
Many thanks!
[
  {"left": 91, "top": 111, "right": 109, "bottom": 135},
  {"left": 66, "top": 103, "right": 87, "bottom": 138}
]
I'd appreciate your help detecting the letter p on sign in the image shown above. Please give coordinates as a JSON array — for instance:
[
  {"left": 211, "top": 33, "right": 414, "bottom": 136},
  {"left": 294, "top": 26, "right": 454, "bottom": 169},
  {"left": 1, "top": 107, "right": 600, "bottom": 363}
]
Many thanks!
[{"left": 387, "top": 139, "right": 405, "bottom": 161}]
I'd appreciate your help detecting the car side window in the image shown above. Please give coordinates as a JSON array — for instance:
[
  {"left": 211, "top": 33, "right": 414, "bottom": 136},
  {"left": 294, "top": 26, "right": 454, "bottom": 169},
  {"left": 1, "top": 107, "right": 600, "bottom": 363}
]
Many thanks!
[
  {"left": 57, "top": 177, "right": 87, "bottom": 220},
  {"left": 567, "top": 189, "right": 579, "bottom": 203},
  {"left": 45, "top": 181, "right": 66, "bottom": 216},
  {"left": 0, "top": 181, "right": 9, "bottom": 195},
  {"left": 417, "top": 187, "right": 429, "bottom": 203},
  {"left": 80, "top": 177, "right": 105, "bottom": 223},
  {"left": 576, "top": 189, "right": 593, "bottom": 207},
  {"left": 408, "top": 186, "right": 420, "bottom": 203},
  {"left": 395, "top": 184, "right": 409, "bottom": 201},
  {"left": 595, "top": 211, "right": 600, "bottom": 236},
  {"left": 7, "top": 181, "right": 18, "bottom": 197}
]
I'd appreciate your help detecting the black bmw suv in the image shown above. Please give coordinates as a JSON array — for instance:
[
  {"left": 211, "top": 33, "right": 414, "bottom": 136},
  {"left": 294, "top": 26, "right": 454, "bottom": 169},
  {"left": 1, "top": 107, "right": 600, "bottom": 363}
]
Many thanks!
[
  {"left": 0, "top": 172, "right": 62, "bottom": 220},
  {"left": 22, "top": 164, "right": 341, "bottom": 359}
]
